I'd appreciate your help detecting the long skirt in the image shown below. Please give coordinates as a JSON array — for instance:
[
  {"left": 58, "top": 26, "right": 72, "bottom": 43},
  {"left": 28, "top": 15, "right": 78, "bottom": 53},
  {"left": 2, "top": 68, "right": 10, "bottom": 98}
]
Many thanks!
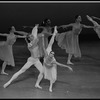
[
  {"left": 56, "top": 31, "right": 81, "bottom": 57},
  {"left": 0, "top": 41, "right": 15, "bottom": 66},
  {"left": 43, "top": 63, "right": 57, "bottom": 83}
]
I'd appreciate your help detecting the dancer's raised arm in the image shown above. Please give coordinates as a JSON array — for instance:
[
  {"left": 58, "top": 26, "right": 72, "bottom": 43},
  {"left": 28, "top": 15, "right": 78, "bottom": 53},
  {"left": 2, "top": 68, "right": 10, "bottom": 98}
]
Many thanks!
[
  {"left": 46, "top": 26, "right": 57, "bottom": 55},
  {"left": 0, "top": 33, "right": 8, "bottom": 36},
  {"left": 47, "top": 26, "right": 57, "bottom": 48},
  {"left": 82, "top": 24, "right": 93, "bottom": 28},
  {"left": 16, "top": 35, "right": 26, "bottom": 38}
]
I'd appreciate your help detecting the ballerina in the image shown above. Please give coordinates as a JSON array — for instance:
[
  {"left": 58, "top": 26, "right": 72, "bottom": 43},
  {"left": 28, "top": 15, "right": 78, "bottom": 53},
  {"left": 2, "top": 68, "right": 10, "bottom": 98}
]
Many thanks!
[
  {"left": 0, "top": 26, "right": 26, "bottom": 75},
  {"left": 35, "top": 26, "right": 73, "bottom": 92},
  {"left": 56, "top": 15, "right": 93, "bottom": 65}
]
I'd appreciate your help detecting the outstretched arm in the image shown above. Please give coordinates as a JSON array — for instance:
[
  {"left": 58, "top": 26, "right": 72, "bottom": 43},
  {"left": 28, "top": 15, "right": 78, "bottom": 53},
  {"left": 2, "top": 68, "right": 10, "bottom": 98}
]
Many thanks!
[
  {"left": 58, "top": 23, "right": 73, "bottom": 29},
  {"left": 14, "top": 30, "right": 28, "bottom": 36},
  {"left": 82, "top": 24, "right": 94, "bottom": 28},
  {"left": 0, "top": 33, "right": 8, "bottom": 36},
  {"left": 55, "top": 61, "right": 73, "bottom": 71},
  {"left": 16, "top": 35, "right": 26, "bottom": 38}
]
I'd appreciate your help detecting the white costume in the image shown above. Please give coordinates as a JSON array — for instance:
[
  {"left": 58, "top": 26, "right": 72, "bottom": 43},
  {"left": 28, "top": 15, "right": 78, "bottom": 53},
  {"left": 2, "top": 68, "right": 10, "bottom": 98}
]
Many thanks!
[{"left": 0, "top": 33, "right": 17, "bottom": 66}]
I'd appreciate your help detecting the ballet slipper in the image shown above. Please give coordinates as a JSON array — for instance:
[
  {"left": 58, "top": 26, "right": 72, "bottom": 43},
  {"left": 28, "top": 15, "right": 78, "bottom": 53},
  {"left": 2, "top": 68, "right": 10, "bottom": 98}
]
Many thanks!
[
  {"left": 3, "top": 82, "right": 10, "bottom": 88},
  {"left": 67, "top": 61, "right": 74, "bottom": 65},
  {"left": 49, "top": 88, "right": 52, "bottom": 92},
  {"left": 67, "top": 61, "right": 73, "bottom": 65},
  {"left": 35, "top": 84, "right": 42, "bottom": 89},
  {"left": 1, "top": 72, "right": 8, "bottom": 75}
]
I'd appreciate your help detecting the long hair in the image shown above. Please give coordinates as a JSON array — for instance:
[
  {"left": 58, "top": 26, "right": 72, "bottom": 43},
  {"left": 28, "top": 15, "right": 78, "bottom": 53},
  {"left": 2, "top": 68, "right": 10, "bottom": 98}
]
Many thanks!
[
  {"left": 75, "top": 15, "right": 81, "bottom": 22},
  {"left": 75, "top": 15, "right": 80, "bottom": 20}
]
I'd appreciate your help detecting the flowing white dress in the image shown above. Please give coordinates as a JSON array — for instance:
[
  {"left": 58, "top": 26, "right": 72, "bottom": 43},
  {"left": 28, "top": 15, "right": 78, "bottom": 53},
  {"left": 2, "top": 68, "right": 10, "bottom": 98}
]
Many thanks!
[
  {"left": 0, "top": 33, "right": 17, "bottom": 66},
  {"left": 43, "top": 56, "right": 57, "bottom": 83},
  {"left": 56, "top": 27, "right": 81, "bottom": 58}
]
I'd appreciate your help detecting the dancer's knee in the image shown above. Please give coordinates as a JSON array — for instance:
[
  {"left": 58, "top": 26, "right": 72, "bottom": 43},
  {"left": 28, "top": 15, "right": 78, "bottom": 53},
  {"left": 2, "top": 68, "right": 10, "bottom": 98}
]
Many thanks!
[{"left": 38, "top": 72, "right": 43, "bottom": 78}]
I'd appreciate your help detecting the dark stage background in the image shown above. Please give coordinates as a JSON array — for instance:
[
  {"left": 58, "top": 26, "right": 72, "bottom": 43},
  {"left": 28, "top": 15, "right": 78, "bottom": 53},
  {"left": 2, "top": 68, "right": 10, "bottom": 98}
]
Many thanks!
[
  {"left": 0, "top": 2, "right": 100, "bottom": 42},
  {"left": 1, "top": 2, "right": 100, "bottom": 98}
]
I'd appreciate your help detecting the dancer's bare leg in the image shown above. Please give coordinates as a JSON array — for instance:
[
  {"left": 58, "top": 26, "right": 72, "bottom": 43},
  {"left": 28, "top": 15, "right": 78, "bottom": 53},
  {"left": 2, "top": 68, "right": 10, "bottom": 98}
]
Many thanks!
[
  {"left": 35, "top": 73, "right": 43, "bottom": 89},
  {"left": 1, "top": 61, "right": 8, "bottom": 75},
  {"left": 3, "top": 61, "right": 33, "bottom": 88},
  {"left": 34, "top": 60, "right": 44, "bottom": 89},
  {"left": 67, "top": 53, "right": 73, "bottom": 65},
  {"left": 49, "top": 80, "right": 54, "bottom": 92}
]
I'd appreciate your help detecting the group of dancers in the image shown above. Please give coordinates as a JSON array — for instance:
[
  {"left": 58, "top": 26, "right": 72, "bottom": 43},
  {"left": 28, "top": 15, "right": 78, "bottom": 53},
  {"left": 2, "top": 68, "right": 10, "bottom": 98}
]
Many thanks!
[{"left": 0, "top": 15, "right": 100, "bottom": 92}]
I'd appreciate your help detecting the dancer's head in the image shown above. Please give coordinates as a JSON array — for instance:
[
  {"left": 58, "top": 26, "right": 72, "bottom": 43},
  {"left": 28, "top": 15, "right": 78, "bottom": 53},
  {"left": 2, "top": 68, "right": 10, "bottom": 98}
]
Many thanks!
[
  {"left": 29, "top": 34, "right": 34, "bottom": 41},
  {"left": 49, "top": 51, "right": 55, "bottom": 58},
  {"left": 25, "top": 33, "right": 34, "bottom": 43},
  {"left": 75, "top": 15, "right": 82, "bottom": 23},
  {"left": 40, "top": 18, "right": 51, "bottom": 27},
  {"left": 8, "top": 26, "right": 15, "bottom": 33}
]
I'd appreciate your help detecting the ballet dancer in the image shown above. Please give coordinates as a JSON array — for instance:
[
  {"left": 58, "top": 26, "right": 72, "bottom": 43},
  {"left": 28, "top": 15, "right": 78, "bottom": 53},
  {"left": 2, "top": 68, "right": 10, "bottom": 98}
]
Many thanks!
[
  {"left": 0, "top": 26, "right": 26, "bottom": 75},
  {"left": 56, "top": 15, "right": 93, "bottom": 65},
  {"left": 35, "top": 26, "right": 73, "bottom": 92}
]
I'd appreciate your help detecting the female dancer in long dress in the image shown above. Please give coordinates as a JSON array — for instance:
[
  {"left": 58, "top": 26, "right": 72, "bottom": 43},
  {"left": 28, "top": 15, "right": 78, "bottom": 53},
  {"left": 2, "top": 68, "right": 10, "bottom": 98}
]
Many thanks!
[
  {"left": 56, "top": 15, "right": 93, "bottom": 65},
  {"left": 3, "top": 24, "right": 45, "bottom": 88},
  {"left": 86, "top": 15, "right": 100, "bottom": 38},
  {"left": 0, "top": 26, "right": 26, "bottom": 75},
  {"left": 35, "top": 26, "right": 73, "bottom": 92}
]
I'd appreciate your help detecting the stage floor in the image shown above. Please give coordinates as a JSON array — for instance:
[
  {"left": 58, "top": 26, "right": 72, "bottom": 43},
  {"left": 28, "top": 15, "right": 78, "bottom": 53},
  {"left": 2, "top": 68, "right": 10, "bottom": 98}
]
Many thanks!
[{"left": 0, "top": 41, "right": 100, "bottom": 98}]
